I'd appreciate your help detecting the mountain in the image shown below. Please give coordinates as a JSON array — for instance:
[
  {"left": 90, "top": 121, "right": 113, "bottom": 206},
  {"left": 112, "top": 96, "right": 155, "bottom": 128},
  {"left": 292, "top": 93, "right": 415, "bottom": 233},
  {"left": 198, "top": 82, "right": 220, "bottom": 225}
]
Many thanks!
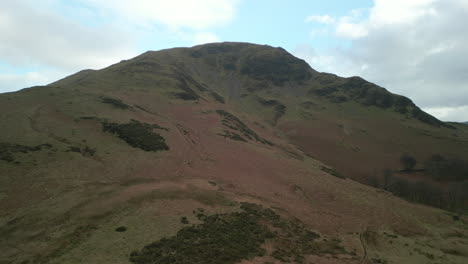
[{"left": 1, "top": 42, "right": 467, "bottom": 264}]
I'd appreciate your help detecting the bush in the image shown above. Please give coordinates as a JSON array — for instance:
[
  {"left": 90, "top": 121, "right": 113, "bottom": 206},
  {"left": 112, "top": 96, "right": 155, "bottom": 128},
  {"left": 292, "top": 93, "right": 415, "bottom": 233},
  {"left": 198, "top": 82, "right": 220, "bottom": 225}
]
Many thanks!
[
  {"left": 102, "top": 120, "right": 169, "bottom": 152},
  {"left": 115, "top": 226, "right": 127, "bottom": 232},
  {"left": 320, "top": 166, "right": 345, "bottom": 179},
  {"left": 180, "top": 217, "right": 189, "bottom": 224},
  {"left": 210, "top": 91, "right": 225, "bottom": 104},
  {"left": 129, "top": 204, "right": 274, "bottom": 264},
  {"left": 424, "top": 154, "right": 468, "bottom": 182},
  {"left": 217, "top": 130, "right": 247, "bottom": 142},
  {"left": 369, "top": 167, "right": 468, "bottom": 212},
  {"left": 216, "top": 110, "right": 273, "bottom": 145},
  {"left": 400, "top": 153, "right": 417, "bottom": 171},
  {"left": 100, "top": 97, "right": 130, "bottom": 109},
  {"left": 0, "top": 142, "right": 52, "bottom": 163},
  {"left": 129, "top": 203, "right": 346, "bottom": 264}
]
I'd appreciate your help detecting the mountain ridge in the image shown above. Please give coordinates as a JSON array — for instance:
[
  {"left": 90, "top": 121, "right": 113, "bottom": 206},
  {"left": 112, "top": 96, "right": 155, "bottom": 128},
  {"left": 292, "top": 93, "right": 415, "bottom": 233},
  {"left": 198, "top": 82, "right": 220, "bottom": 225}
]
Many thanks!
[
  {"left": 1, "top": 42, "right": 467, "bottom": 264},
  {"left": 51, "top": 42, "right": 449, "bottom": 128}
]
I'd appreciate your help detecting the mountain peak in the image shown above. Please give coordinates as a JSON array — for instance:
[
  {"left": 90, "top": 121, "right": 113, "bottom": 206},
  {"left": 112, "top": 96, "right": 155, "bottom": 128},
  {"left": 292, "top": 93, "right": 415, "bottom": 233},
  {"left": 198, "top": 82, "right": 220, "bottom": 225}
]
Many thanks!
[
  {"left": 187, "top": 42, "right": 316, "bottom": 85},
  {"left": 2, "top": 42, "right": 468, "bottom": 264}
]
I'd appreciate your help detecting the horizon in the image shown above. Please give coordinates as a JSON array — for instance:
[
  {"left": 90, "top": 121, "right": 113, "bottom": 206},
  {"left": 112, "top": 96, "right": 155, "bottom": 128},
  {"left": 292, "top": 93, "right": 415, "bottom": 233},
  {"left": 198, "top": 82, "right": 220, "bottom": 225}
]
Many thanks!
[{"left": 1, "top": 0, "right": 467, "bottom": 122}]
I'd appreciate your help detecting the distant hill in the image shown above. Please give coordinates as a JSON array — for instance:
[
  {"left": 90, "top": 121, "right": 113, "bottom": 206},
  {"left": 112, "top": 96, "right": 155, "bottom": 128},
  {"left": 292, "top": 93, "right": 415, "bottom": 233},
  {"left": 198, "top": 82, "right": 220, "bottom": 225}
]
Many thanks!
[{"left": 1, "top": 42, "right": 467, "bottom": 264}]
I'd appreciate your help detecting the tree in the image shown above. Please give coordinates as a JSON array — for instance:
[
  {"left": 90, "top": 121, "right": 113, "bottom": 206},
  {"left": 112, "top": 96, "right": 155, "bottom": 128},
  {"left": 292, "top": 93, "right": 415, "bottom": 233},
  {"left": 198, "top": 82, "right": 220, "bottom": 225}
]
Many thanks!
[
  {"left": 400, "top": 153, "right": 417, "bottom": 171},
  {"left": 383, "top": 169, "right": 393, "bottom": 191},
  {"left": 424, "top": 154, "right": 446, "bottom": 180}
]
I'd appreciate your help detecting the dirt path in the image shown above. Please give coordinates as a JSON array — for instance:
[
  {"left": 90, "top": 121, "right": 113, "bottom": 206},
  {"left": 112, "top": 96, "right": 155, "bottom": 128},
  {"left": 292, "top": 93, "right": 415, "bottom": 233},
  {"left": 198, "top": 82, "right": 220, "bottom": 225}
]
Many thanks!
[{"left": 359, "top": 227, "right": 368, "bottom": 264}]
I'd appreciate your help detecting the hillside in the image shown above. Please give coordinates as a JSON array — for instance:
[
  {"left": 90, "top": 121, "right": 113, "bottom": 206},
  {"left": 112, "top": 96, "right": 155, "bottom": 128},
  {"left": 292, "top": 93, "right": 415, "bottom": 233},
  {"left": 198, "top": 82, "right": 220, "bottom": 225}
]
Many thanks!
[{"left": 1, "top": 42, "right": 467, "bottom": 264}]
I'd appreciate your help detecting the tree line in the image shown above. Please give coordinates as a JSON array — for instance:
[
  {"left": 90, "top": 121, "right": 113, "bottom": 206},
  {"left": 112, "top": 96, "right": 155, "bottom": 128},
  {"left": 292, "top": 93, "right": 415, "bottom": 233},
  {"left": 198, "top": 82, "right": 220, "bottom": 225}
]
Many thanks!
[{"left": 367, "top": 153, "right": 468, "bottom": 213}]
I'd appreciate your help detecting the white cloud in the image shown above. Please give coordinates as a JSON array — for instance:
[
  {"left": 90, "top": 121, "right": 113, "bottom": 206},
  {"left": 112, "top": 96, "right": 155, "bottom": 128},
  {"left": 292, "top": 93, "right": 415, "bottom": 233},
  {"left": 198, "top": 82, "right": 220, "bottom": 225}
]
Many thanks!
[
  {"left": 297, "top": 0, "right": 468, "bottom": 121},
  {"left": 0, "top": 0, "right": 240, "bottom": 93},
  {"left": 424, "top": 105, "right": 468, "bottom": 122},
  {"left": 305, "top": 15, "right": 335, "bottom": 24},
  {"left": 80, "top": 0, "right": 240, "bottom": 30},
  {"left": 0, "top": 70, "right": 64, "bottom": 93},
  {"left": 0, "top": 0, "right": 136, "bottom": 70},
  {"left": 192, "top": 32, "right": 220, "bottom": 45},
  {"left": 336, "top": 21, "right": 368, "bottom": 38},
  {"left": 368, "top": 0, "right": 437, "bottom": 26}
]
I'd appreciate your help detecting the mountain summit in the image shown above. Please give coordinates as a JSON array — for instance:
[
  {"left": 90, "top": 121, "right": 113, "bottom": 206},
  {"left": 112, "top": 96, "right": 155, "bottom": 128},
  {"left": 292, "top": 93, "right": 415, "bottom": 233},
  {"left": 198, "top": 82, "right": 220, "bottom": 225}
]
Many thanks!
[{"left": 1, "top": 42, "right": 467, "bottom": 264}]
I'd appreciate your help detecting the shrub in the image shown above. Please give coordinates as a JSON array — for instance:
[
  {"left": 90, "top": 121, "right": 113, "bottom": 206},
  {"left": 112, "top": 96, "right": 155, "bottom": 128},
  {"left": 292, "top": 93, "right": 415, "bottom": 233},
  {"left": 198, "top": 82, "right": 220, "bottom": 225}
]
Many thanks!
[
  {"left": 180, "top": 217, "right": 189, "bottom": 224},
  {"left": 256, "top": 98, "right": 286, "bottom": 124},
  {"left": 115, "top": 226, "right": 127, "bottom": 232},
  {"left": 217, "top": 130, "right": 247, "bottom": 142},
  {"left": 400, "top": 153, "right": 417, "bottom": 171},
  {"left": 129, "top": 203, "right": 273, "bottom": 264},
  {"left": 320, "top": 166, "right": 345, "bottom": 179},
  {"left": 424, "top": 154, "right": 468, "bottom": 182},
  {"left": 0, "top": 142, "right": 52, "bottom": 163},
  {"left": 102, "top": 120, "right": 169, "bottom": 152},
  {"left": 216, "top": 110, "right": 273, "bottom": 145},
  {"left": 210, "top": 92, "right": 225, "bottom": 104},
  {"left": 100, "top": 97, "right": 130, "bottom": 109},
  {"left": 129, "top": 203, "right": 346, "bottom": 264},
  {"left": 171, "top": 68, "right": 212, "bottom": 101}
]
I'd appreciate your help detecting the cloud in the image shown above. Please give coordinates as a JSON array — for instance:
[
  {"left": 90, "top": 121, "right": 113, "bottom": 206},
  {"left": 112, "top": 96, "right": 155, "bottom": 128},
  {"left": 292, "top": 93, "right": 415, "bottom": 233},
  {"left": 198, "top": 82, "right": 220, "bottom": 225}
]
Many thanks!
[
  {"left": 0, "top": 70, "right": 64, "bottom": 93},
  {"left": 80, "top": 0, "right": 240, "bottom": 30},
  {"left": 335, "top": 21, "right": 368, "bottom": 39},
  {"left": 0, "top": 0, "right": 240, "bottom": 93},
  {"left": 0, "top": 0, "right": 138, "bottom": 92},
  {"left": 0, "top": 0, "right": 136, "bottom": 71},
  {"left": 305, "top": 15, "right": 335, "bottom": 24},
  {"left": 424, "top": 105, "right": 468, "bottom": 122},
  {"left": 192, "top": 32, "right": 220, "bottom": 45},
  {"left": 296, "top": 0, "right": 468, "bottom": 121}
]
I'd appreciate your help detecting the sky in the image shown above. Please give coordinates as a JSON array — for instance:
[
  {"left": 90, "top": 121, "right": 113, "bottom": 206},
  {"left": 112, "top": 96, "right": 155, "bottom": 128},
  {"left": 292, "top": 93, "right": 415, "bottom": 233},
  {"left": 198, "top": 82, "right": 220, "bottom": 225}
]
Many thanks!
[{"left": 1, "top": 0, "right": 467, "bottom": 121}]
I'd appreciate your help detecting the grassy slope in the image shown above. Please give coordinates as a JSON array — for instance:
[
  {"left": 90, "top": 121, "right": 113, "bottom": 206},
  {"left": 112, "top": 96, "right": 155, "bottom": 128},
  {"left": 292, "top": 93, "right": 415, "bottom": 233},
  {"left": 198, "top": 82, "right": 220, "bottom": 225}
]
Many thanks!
[{"left": 0, "top": 42, "right": 467, "bottom": 264}]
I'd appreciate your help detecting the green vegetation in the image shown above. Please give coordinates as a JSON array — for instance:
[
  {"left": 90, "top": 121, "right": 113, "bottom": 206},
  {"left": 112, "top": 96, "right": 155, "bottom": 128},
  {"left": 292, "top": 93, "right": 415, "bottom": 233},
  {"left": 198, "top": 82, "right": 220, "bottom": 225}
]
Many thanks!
[
  {"left": 0, "top": 142, "right": 52, "bottom": 162},
  {"left": 320, "top": 166, "right": 346, "bottom": 179},
  {"left": 126, "top": 59, "right": 162, "bottom": 73},
  {"left": 371, "top": 257, "right": 388, "bottom": 264},
  {"left": 171, "top": 67, "right": 226, "bottom": 103},
  {"left": 411, "top": 106, "right": 453, "bottom": 128},
  {"left": 79, "top": 116, "right": 99, "bottom": 120},
  {"left": 367, "top": 151, "right": 468, "bottom": 212},
  {"left": 129, "top": 203, "right": 273, "bottom": 264},
  {"left": 102, "top": 120, "right": 169, "bottom": 151},
  {"left": 129, "top": 203, "right": 347, "bottom": 264},
  {"left": 240, "top": 48, "right": 312, "bottom": 85},
  {"left": 257, "top": 98, "right": 286, "bottom": 125},
  {"left": 370, "top": 167, "right": 468, "bottom": 213},
  {"left": 100, "top": 96, "right": 131, "bottom": 109},
  {"left": 216, "top": 110, "right": 273, "bottom": 145},
  {"left": 400, "top": 153, "right": 417, "bottom": 171},
  {"left": 66, "top": 146, "right": 96, "bottom": 157},
  {"left": 115, "top": 226, "right": 127, "bottom": 232},
  {"left": 191, "top": 43, "right": 244, "bottom": 57},
  {"left": 172, "top": 85, "right": 199, "bottom": 101},
  {"left": 171, "top": 67, "right": 210, "bottom": 101},
  {"left": 180, "top": 217, "right": 189, "bottom": 224},
  {"left": 209, "top": 91, "right": 225, "bottom": 104},
  {"left": 311, "top": 76, "right": 452, "bottom": 128},
  {"left": 217, "top": 130, "right": 247, "bottom": 142},
  {"left": 424, "top": 154, "right": 468, "bottom": 182}
]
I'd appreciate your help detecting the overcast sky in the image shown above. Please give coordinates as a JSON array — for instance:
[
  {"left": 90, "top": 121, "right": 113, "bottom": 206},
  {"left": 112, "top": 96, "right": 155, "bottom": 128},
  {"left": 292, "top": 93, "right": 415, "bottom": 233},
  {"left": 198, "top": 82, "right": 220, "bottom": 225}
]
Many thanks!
[{"left": 1, "top": 0, "right": 467, "bottom": 121}]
